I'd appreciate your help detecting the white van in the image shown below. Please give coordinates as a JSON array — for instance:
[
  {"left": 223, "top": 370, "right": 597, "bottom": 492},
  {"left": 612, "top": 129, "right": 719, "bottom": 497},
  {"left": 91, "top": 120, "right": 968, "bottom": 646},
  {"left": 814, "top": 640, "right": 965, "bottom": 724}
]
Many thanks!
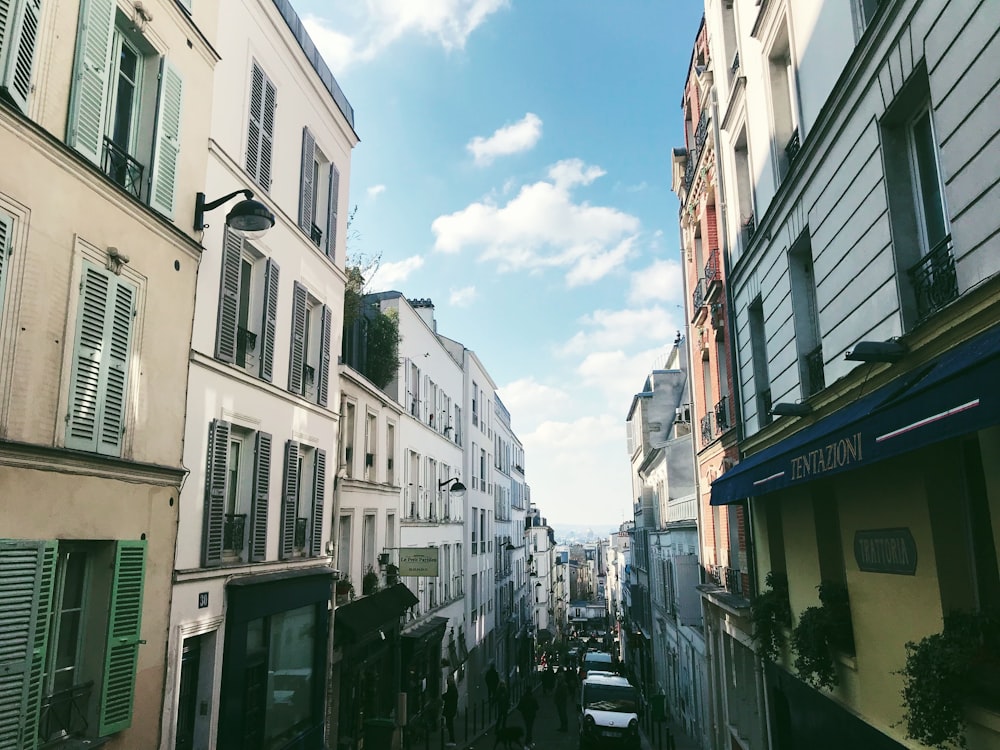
[{"left": 578, "top": 673, "right": 641, "bottom": 749}]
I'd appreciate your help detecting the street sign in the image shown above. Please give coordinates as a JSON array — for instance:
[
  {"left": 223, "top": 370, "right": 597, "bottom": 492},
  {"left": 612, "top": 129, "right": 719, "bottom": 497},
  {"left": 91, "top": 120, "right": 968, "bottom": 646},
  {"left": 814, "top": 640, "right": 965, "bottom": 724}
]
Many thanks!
[{"left": 399, "top": 547, "right": 439, "bottom": 576}]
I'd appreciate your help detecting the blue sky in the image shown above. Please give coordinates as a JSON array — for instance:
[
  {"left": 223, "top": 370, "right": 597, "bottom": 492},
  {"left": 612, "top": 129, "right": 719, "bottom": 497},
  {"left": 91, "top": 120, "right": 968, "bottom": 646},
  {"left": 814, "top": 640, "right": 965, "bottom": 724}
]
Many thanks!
[{"left": 296, "top": 0, "right": 705, "bottom": 526}]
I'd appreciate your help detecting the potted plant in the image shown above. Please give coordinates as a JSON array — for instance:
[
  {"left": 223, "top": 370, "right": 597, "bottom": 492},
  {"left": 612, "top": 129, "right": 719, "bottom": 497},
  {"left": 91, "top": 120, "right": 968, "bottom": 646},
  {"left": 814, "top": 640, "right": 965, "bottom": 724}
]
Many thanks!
[
  {"left": 335, "top": 577, "right": 354, "bottom": 604},
  {"left": 791, "top": 580, "right": 854, "bottom": 690},
  {"left": 362, "top": 565, "right": 380, "bottom": 595},
  {"left": 751, "top": 571, "right": 791, "bottom": 663}
]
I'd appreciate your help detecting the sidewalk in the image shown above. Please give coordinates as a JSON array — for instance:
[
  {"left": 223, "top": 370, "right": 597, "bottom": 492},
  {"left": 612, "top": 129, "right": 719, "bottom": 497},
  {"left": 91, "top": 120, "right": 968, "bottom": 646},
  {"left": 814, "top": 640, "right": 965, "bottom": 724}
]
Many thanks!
[{"left": 640, "top": 714, "right": 701, "bottom": 750}]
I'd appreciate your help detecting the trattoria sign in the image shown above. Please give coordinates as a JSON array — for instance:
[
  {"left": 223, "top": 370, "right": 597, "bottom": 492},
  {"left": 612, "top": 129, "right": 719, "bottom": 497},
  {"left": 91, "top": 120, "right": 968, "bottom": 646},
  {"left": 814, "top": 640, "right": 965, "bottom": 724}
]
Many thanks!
[
  {"left": 789, "top": 431, "right": 863, "bottom": 480},
  {"left": 853, "top": 528, "right": 917, "bottom": 575}
]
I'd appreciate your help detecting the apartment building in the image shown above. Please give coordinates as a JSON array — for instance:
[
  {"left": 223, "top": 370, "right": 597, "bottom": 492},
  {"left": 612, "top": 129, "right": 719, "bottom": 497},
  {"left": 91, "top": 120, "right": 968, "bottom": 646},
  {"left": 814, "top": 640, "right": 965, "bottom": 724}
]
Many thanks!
[
  {"left": 693, "top": 0, "right": 1000, "bottom": 748},
  {"left": 0, "top": 1, "right": 216, "bottom": 747},
  {"left": 527, "top": 507, "right": 557, "bottom": 647},
  {"left": 163, "top": 1, "right": 357, "bottom": 748}
]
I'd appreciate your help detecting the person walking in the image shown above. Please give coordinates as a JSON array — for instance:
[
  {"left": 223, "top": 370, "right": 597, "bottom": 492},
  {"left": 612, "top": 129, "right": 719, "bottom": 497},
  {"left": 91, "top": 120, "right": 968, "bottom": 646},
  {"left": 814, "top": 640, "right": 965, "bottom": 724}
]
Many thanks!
[
  {"left": 485, "top": 663, "right": 499, "bottom": 707},
  {"left": 494, "top": 679, "right": 510, "bottom": 730},
  {"left": 541, "top": 665, "right": 555, "bottom": 694},
  {"left": 442, "top": 676, "right": 458, "bottom": 747},
  {"left": 517, "top": 687, "right": 539, "bottom": 746},
  {"left": 553, "top": 670, "right": 569, "bottom": 732}
]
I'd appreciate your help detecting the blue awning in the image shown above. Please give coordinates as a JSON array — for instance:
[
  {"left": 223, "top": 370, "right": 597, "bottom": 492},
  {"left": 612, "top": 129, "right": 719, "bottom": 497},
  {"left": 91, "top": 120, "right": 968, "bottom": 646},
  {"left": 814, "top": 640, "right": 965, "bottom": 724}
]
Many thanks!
[{"left": 711, "top": 323, "right": 1000, "bottom": 505}]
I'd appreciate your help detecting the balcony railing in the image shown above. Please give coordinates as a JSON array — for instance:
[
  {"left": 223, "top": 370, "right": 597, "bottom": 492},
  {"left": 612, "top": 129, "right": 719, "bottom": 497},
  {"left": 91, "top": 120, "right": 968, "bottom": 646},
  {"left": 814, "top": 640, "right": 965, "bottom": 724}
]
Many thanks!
[
  {"left": 730, "top": 50, "right": 741, "bottom": 78},
  {"left": 724, "top": 566, "right": 745, "bottom": 597},
  {"left": 805, "top": 345, "right": 825, "bottom": 396},
  {"left": 39, "top": 681, "right": 94, "bottom": 745},
  {"left": 743, "top": 213, "right": 757, "bottom": 243},
  {"left": 784, "top": 128, "right": 801, "bottom": 165},
  {"left": 714, "top": 396, "right": 730, "bottom": 432},
  {"left": 907, "top": 235, "right": 958, "bottom": 321},
  {"left": 701, "top": 413, "right": 714, "bottom": 445},
  {"left": 102, "top": 137, "right": 144, "bottom": 199},
  {"left": 692, "top": 277, "right": 707, "bottom": 313},
  {"left": 223, "top": 513, "right": 247, "bottom": 554},
  {"left": 310, "top": 223, "right": 323, "bottom": 246},
  {"left": 294, "top": 517, "right": 308, "bottom": 549},
  {"left": 704, "top": 248, "right": 721, "bottom": 284},
  {"left": 694, "top": 110, "right": 710, "bottom": 154}
]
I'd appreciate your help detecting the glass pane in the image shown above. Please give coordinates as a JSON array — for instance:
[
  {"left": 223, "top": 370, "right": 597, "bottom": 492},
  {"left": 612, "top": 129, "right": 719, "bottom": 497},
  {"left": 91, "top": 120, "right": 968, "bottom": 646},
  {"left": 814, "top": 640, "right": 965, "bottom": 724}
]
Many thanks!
[
  {"left": 247, "top": 616, "right": 266, "bottom": 655},
  {"left": 227, "top": 440, "right": 240, "bottom": 516},
  {"left": 912, "top": 110, "right": 947, "bottom": 249},
  {"left": 265, "top": 605, "right": 315, "bottom": 748},
  {"left": 111, "top": 44, "right": 139, "bottom": 150}
]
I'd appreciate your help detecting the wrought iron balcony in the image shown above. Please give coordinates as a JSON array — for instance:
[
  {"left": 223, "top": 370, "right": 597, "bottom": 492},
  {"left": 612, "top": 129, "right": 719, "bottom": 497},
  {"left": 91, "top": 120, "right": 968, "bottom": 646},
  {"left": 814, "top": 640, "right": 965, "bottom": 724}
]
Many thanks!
[
  {"left": 102, "top": 137, "right": 144, "bottom": 199},
  {"left": 223, "top": 513, "right": 247, "bottom": 553},
  {"left": 730, "top": 50, "right": 741, "bottom": 78},
  {"left": 700, "top": 413, "right": 714, "bottom": 445},
  {"left": 310, "top": 223, "right": 323, "bottom": 246},
  {"left": 692, "top": 277, "right": 707, "bottom": 313},
  {"left": 715, "top": 396, "right": 730, "bottom": 432},
  {"left": 907, "top": 235, "right": 958, "bottom": 321},
  {"left": 805, "top": 345, "right": 825, "bottom": 396},
  {"left": 39, "top": 681, "right": 94, "bottom": 745},
  {"left": 704, "top": 248, "right": 721, "bottom": 284},
  {"left": 785, "top": 128, "right": 801, "bottom": 164},
  {"left": 683, "top": 154, "right": 696, "bottom": 192},
  {"left": 295, "top": 517, "right": 308, "bottom": 549},
  {"left": 724, "top": 566, "right": 745, "bottom": 597},
  {"left": 694, "top": 110, "right": 710, "bottom": 154},
  {"left": 743, "top": 213, "right": 756, "bottom": 243}
]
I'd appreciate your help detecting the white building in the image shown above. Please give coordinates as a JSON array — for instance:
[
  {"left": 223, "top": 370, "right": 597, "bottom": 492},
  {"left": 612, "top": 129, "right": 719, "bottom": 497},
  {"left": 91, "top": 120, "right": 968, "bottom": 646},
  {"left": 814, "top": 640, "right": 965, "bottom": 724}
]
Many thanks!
[{"left": 527, "top": 507, "right": 557, "bottom": 648}]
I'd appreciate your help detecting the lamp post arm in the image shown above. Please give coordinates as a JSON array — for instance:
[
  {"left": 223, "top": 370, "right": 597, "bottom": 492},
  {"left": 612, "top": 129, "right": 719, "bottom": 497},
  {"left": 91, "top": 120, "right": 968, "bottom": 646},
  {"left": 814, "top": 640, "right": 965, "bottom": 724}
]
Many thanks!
[{"left": 194, "top": 189, "right": 256, "bottom": 231}]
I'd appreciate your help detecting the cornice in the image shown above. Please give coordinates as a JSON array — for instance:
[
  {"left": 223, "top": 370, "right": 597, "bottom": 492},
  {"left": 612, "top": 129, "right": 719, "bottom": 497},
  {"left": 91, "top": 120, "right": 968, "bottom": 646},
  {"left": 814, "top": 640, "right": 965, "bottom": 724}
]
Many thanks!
[{"left": 0, "top": 440, "right": 186, "bottom": 487}]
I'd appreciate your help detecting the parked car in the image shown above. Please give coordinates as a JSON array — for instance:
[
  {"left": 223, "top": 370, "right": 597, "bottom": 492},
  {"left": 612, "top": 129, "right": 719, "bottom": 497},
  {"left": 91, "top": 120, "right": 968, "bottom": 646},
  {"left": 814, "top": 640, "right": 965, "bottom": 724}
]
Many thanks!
[
  {"left": 579, "top": 673, "right": 641, "bottom": 749},
  {"left": 579, "top": 650, "right": 615, "bottom": 680}
]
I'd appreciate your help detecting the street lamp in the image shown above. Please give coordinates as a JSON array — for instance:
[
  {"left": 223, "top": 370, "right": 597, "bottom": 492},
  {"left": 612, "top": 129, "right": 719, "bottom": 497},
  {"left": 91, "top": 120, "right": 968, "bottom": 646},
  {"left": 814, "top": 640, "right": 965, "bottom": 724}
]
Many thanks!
[
  {"left": 194, "top": 189, "right": 275, "bottom": 237},
  {"left": 438, "top": 477, "right": 467, "bottom": 497}
]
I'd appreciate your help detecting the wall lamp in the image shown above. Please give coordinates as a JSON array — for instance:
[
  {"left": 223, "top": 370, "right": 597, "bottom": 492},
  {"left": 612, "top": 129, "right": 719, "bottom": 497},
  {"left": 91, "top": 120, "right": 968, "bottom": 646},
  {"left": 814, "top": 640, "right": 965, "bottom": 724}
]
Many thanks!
[
  {"left": 439, "top": 477, "right": 467, "bottom": 498},
  {"left": 194, "top": 189, "right": 275, "bottom": 237},
  {"left": 845, "top": 339, "right": 908, "bottom": 363},
  {"left": 770, "top": 402, "right": 812, "bottom": 417}
]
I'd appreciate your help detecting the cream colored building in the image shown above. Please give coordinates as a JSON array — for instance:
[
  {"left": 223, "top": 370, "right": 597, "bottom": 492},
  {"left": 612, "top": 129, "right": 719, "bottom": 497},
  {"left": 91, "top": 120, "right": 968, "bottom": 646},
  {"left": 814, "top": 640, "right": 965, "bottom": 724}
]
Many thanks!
[{"left": 0, "top": 0, "right": 217, "bottom": 748}]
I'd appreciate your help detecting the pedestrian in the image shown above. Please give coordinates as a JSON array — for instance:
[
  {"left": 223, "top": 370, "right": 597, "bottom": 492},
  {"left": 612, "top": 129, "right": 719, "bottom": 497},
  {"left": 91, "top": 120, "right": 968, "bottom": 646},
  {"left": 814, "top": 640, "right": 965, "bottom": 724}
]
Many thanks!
[
  {"left": 553, "top": 670, "right": 569, "bottom": 732},
  {"left": 541, "top": 665, "right": 555, "bottom": 694},
  {"left": 442, "top": 676, "right": 458, "bottom": 747},
  {"left": 485, "top": 663, "right": 499, "bottom": 706},
  {"left": 495, "top": 679, "right": 510, "bottom": 730},
  {"left": 517, "top": 688, "right": 539, "bottom": 745},
  {"left": 564, "top": 665, "right": 579, "bottom": 710}
]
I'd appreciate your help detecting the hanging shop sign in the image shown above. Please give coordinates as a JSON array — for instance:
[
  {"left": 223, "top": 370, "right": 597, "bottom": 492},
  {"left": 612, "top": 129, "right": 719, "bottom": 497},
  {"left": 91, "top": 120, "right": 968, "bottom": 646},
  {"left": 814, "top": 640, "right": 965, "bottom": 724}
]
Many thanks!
[
  {"left": 853, "top": 528, "right": 917, "bottom": 575},
  {"left": 399, "top": 547, "right": 439, "bottom": 577}
]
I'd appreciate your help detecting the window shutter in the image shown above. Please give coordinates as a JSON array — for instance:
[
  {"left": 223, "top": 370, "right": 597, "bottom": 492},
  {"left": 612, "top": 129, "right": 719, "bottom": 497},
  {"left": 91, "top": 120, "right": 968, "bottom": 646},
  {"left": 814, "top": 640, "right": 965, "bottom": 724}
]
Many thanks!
[
  {"left": 299, "top": 127, "right": 315, "bottom": 234},
  {"left": 66, "top": 264, "right": 136, "bottom": 456},
  {"left": 318, "top": 305, "right": 331, "bottom": 407},
  {"left": 67, "top": 0, "right": 116, "bottom": 165},
  {"left": 325, "top": 165, "right": 340, "bottom": 258},
  {"left": 98, "top": 540, "right": 147, "bottom": 736},
  {"left": 260, "top": 76, "right": 276, "bottom": 190},
  {"left": 0, "top": 540, "right": 57, "bottom": 750},
  {"left": 0, "top": 0, "right": 42, "bottom": 113},
  {"left": 311, "top": 448, "right": 326, "bottom": 556},
  {"left": 0, "top": 212, "right": 12, "bottom": 313},
  {"left": 215, "top": 228, "right": 242, "bottom": 363},
  {"left": 202, "top": 419, "right": 230, "bottom": 566},
  {"left": 287, "top": 281, "right": 307, "bottom": 394},
  {"left": 259, "top": 258, "right": 279, "bottom": 382},
  {"left": 246, "top": 62, "right": 264, "bottom": 183},
  {"left": 250, "top": 430, "right": 271, "bottom": 562},
  {"left": 148, "top": 57, "right": 183, "bottom": 218},
  {"left": 280, "top": 441, "right": 300, "bottom": 559}
]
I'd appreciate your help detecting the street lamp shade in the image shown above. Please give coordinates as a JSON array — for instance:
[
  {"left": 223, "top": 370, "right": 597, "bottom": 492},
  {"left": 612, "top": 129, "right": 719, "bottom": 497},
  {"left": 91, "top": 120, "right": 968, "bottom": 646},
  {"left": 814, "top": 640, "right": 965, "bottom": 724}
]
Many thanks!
[{"left": 438, "top": 477, "right": 467, "bottom": 497}]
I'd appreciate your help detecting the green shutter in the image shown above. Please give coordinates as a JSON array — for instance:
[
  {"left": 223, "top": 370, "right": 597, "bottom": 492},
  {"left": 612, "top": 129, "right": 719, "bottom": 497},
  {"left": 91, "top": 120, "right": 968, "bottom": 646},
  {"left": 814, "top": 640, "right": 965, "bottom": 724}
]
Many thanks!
[
  {"left": 325, "top": 165, "right": 339, "bottom": 259},
  {"left": 299, "top": 127, "right": 315, "bottom": 233},
  {"left": 259, "top": 258, "right": 279, "bottom": 382},
  {"left": 202, "top": 419, "right": 230, "bottom": 566},
  {"left": 66, "top": 0, "right": 115, "bottom": 165},
  {"left": 280, "top": 440, "right": 299, "bottom": 559},
  {"left": 66, "top": 263, "right": 136, "bottom": 456},
  {"left": 250, "top": 430, "right": 271, "bottom": 562},
  {"left": 148, "top": 57, "right": 183, "bottom": 218},
  {"left": 215, "top": 228, "right": 242, "bottom": 363},
  {"left": 310, "top": 448, "right": 326, "bottom": 557},
  {"left": 0, "top": 539, "right": 57, "bottom": 750},
  {"left": 0, "top": 0, "right": 42, "bottom": 113},
  {"left": 0, "top": 212, "right": 12, "bottom": 314},
  {"left": 318, "top": 305, "right": 331, "bottom": 407},
  {"left": 287, "top": 281, "right": 306, "bottom": 395},
  {"left": 99, "top": 540, "right": 146, "bottom": 736}
]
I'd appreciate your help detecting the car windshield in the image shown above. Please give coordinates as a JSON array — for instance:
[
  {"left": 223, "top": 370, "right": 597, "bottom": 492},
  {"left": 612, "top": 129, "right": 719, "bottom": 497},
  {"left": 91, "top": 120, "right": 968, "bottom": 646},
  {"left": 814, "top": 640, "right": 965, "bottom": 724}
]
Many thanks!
[{"left": 583, "top": 684, "right": 637, "bottom": 713}]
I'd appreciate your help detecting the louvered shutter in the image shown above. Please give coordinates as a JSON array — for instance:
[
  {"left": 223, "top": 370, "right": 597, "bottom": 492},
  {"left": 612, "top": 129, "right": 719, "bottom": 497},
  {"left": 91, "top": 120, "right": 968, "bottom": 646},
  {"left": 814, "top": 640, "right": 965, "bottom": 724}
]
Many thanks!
[
  {"left": 318, "top": 305, "right": 331, "bottom": 407},
  {"left": 148, "top": 57, "right": 183, "bottom": 218},
  {"left": 98, "top": 540, "right": 146, "bottom": 736},
  {"left": 0, "top": 540, "right": 56, "bottom": 750},
  {"left": 287, "top": 281, "right": 307, "bottom": 395},
  {"left": 246, "top": 62, "right": 264, "bottom": 182},
  {"left": 280, "top": 441, "right": 300, "bottom": 559},
  {"left": 250, "top": 430, "right": 271, "bottom": 562},
  {"left": 299, "top": 127, "right": 315, "bottom": 234},
  {"left": 0, "top": 213, "right": 11, "bottom": 312},
  {"left": 310, "top": 448, "right": 326, "bottom": 556},
  {"left": 215, "top": 228, "right": 242, "bottom": 363},
  {"left": 0, "top": 0, "right": 42, "bottom": 113},
  {"left": 325, "top": 165, "right": 340, "bottom": 258},
  {"left": 259, "top": 258, "right": 279, "bottom": 381},
  {"left": 259, "top": 75, "right": 276, "bottom": 190},
  {"left": 67, "top": 0, "right": 115, "bottom": 165},
  {"left": 675, "top": 554, "right": 702, "bottom": 627},
  {"left": 202, "top": 419, "right": 230, "bottom": 566},
  {"left": 66, "top": 264, "right": 135, "bottom": 456}
]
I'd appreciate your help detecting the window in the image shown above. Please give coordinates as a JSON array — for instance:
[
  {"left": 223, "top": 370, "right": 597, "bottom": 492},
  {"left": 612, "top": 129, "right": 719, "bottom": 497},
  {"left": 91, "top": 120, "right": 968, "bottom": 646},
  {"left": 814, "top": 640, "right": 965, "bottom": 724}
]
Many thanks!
[
  {"left": 336, "top": 514, "right": 351, "bottom": 578},
  {"left": 408, "top": 361, "right": 420, "bottom": 417},
  {"left": 298, "top": 128, "right": 340, "bottom": 258},
  {"left": 722, "top": 0, "right": 740, "bottom": 84},
  {"left": 0, "top": 210, "right": 15, "bottom": 329},
  {"left": 341, "top": 400, "right": 356, "bottom": 479},
  {"left": 216, "top": 230, "right": 279, "bottom": 380},
  {"left": 748, "top": 296, "right": 772, "bottom": 429},
  {"left": 0, "top": 539, "right": 147, "bottom": 745},
  {"left": 364, "top": 412, "right": 376, "bottom": 481},
  {"left": 362, "top": 514, "right": 376, "bottom": 572},
  {"left": 766, "top": 20, "right": 799, "bottom": 179},
  {"left": 202, "top": 420, "right": 271, "bottom": 565},
  {"left": 471, "top": 506, "right": 478, "bottom": 554},
  {"left": 471, "top": 381, "right": 478, "bottom": 426},
  {"left": 279, "top": 441, "right": 327, "bottom": 559},
  {"left": 67, "top": 3, "right": 182, "bottom": 214},
  {"left": 853, "top": 0, "right": 882, "bottom": 38},
  {"left": 454, "top": 405, "right": 462, "bottom": 446},
  {"left": 733, "top": 128, "right": 756, "bottom": 250},
  {"left": 788, "top": 231, "right": 824, "bottom": 397},
  {"left": 65, "top": 262, "right": 137, "bottom": 457},
  {"left": 385, "top": 422, "right": 395, "bottom": 485},
  {"left": 0, "top": 0, "right": 43, "bottom": 113},
  {"left": 386, "top": 513, "right": 395, "bottom": 551},
  {"left": 246, "top": 61, "right": 276, "bottom": 190},
  {"left": 288, "top": 282, "right": 331, "bottom": 406}
]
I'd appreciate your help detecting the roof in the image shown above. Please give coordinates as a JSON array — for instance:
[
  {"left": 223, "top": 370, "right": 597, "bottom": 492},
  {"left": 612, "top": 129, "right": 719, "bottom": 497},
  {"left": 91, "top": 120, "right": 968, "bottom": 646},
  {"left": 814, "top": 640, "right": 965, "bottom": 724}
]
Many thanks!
[{"left": 582, "top": 673, "right": 633, "bottom": 688}]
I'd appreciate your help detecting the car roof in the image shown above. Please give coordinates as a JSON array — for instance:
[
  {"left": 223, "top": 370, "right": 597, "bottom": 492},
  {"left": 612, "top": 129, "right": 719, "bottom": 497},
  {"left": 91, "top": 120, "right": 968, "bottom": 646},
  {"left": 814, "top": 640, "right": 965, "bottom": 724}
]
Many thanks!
[
  {"left": 584, "top": 652, "right": 612, "bottom": 661},
  {"left": 582, "top": 673, "right": 633, "bottom": 688}
]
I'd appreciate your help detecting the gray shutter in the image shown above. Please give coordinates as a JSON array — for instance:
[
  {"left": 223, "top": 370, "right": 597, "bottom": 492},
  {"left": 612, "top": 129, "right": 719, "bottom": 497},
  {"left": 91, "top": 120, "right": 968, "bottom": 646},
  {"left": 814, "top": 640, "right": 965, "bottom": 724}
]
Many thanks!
[
  {"left": 0, "top": 213, "right": 11, "bottom": 312},
  {"left": 215, "top": 228, "right": 242, "bottom": 363},
  {"left": 246, "top": 62, "right": 264, "bottom": 182},
  {"left": 260, "top": 75, "right": 276, "bottom": 190},
  {"left": 310, "top": 448, "right": 326, "bottom": 556},
  {"left": 148, "top": 57, "right": 183, "bottom": 218},
  {"left": 0, "top": 0, "right": 42, "bottom": 112},
  {"left": 259, "top": 258, "right": 279, "bottom": 381},
  {"left": 287, "top": 281, "right": 307, "bottom": 394},
  {"left": 318, "top": 305, "right": 331, "bottom": 407},
  {"left": 67, "top": 0, "right": 115, "bottom": 165},
  {"left": 675, "top": 554, "right": 702, "bottom": 627},
  {"left": 299, "top": 127, "right": 315, "bottom": 234},
  {"left": 325, "top": 165, "right": 340, "bottom": 258},
  {"left": 66, "top": 264, "right": 135, "bottom": 456},
  {"left": 250, "top": 430, "right": 271, "bottom": 562},
  {"left": 202, "top": 419, "right": 230, "bottom": 566},
  {"left": 0, "top": 540, "right": 57, "bottom": 750},
  {"left": 280, "top": 440, "right": 300, "bottom": 559}
]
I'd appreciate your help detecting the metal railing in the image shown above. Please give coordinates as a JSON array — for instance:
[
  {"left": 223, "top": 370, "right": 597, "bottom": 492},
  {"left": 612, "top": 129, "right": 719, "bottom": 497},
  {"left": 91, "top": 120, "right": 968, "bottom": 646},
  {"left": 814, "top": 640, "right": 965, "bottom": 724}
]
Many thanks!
[
  {"left": 310, "top": 223, "right": 323, "bottom": 246},
  {"left": 705, "top": 248, "right": 721, "bottom": 284},
  {"left": 692, "top": 277, "right": 707, "bottom": 313},
  {"left": 724, "top": 566, "right": 745, "bottom": 597},
  {"left": 730, "top": 50, "right": 741, "bottom": 78},
  {"left": 785, "top": 128, "right": 801, "bottom": 165},
  {"left": 102, "top": 137, "right": 144, "bottom": 199},
  {"left": 743, "top": 213, "right": 757, "bottom": 243},
  {"left": 700, "top": 413, "right": 714, "bottom": 445},
  {"left": 223, "top": 513, "right": 247, "bottom": 554},
  {"left": 294, "top": 517, "right": 308, "bottom": 549},
  {"left": 805, "top": 345, "right": 825, "bottom": 396},
  {"left": 715, "top": 396, "right": 730, "bottom": 432},
  {"left": 907, "top": 235, "right": 958, "bottom": 320},
  {"left": 39, "top": 681, "right": 94, "bottom": 745}
]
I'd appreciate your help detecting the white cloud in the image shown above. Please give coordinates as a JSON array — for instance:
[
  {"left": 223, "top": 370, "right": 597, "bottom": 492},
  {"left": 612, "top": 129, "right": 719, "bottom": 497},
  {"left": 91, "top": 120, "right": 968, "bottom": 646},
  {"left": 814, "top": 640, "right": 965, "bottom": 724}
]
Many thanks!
[
  {"left": 500, "top": 378, "right": 572, "bottom": 429},
  {"left": 367, "top": 184, "right": 386, "bottom": 200},
  {"left": 559, "top": 306, "right": 682, "bottom": 356},
  {"left": 467, "top": 113, "right": 543, "bottom": 166},
  {"left": 577, "top": 345, "right": 681, "bottom": 410},
  {"left": 628, "top": 258, "right": 683, "bottom": 304},
  {"left": 431, "top": 159, "right": 640, "bottom": 285},
  {"left": 449, "top": 285, "right": 477, "bottom": 307},
  {"left": 303, "top": 0, "right": 509, "bottom": 71},
  {"left": 369, "top": 255, "right": 424, "bottom": 290}
]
